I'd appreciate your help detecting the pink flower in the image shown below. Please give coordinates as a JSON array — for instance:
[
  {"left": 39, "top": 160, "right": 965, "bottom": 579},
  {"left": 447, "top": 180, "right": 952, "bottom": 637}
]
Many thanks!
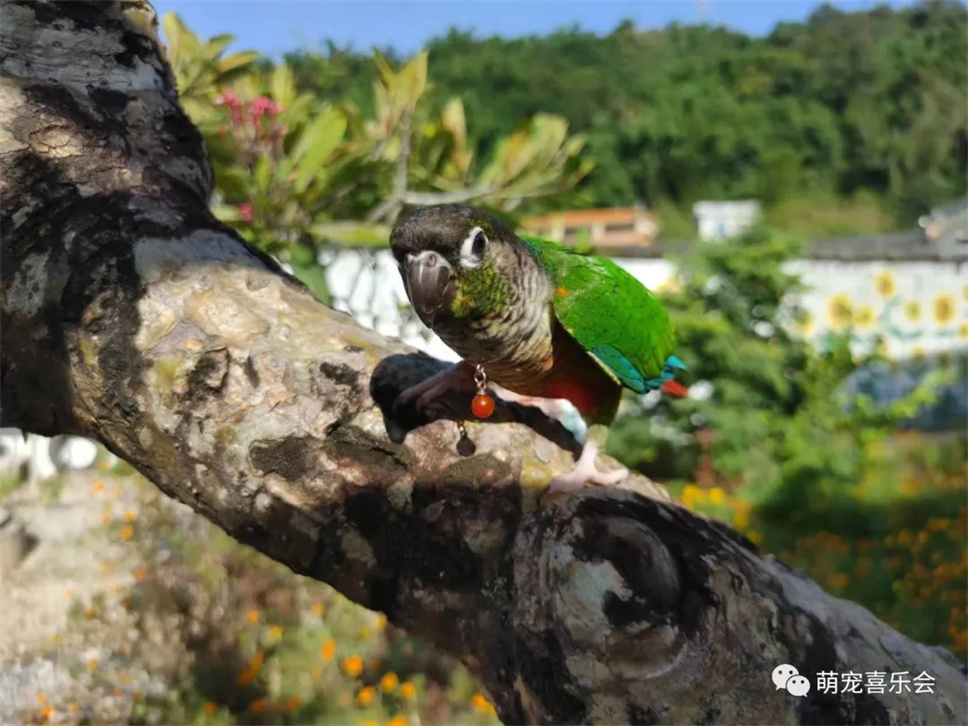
[
  {"left": 237, "top": 202, "right": 253, "bottom": 222},
  {"left": 215, "top": 90, "right": 242, "bottom": 108},
  {"left": 249, "top": 97, "right": 282, "bottom": 117}
]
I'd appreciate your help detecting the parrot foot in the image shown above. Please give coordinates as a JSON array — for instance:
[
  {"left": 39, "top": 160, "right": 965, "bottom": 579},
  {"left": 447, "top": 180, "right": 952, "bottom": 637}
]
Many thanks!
[
  {"left": 393, "top": 360, "right": 476, "bottom": 414},
  {"left": 546, "top": 440, "right": 628, "bottom": 494}
]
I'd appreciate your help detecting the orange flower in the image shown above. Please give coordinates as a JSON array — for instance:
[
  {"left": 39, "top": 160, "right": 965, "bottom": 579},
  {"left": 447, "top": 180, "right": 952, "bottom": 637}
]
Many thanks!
[
  {"left": 285, "top": 696, "right": 301, "bottom": 712},
  {"left": 86, "top": 656, "right": 98, "bottom": 670},
  {"left": 84, "top": 606, "right": 95, "bottom": 618},
  {"left": 68, "top": 704, "right": 79, "bottom": 715},
  {"left": 245, "top": 609, "right": 260, "bottom": 624},
  {"left": 267, "top": 625, "right": 283, "bottom": 641},
  {"left": 37, "top": 694, "right": 47, "bottom": 705},
  {"left": 124, "top": 510, "right": 137, "bottom": 522},
  {"left": 321, "top": 638, "right": 336, "bottom": 661},
  {"left": 101, "top": 514, "right": 110, "bottom": 525},
  {"left": 472, "top": 692, "right": 494, "bottom": 712},
  {"left": 311, "top": 602, "right": 325, "bottom": 616},
  {"left": 134, "top": 568, "right": 146, "bottom": 582},
  {"left": 40, "top": 705, "right": 54, "bottom": 721},
  {"left": 380, "top": 672, "right": 399, "bottom": 693},
  {"left": 399, "top": 682, "right": 416, "bottom": 700},
  {"left": 202, "top": 702, "right": 217, "bottom": 715},
  {"left": 93, "top": 481, "right": 106, "bottom": 494},
  {"left": 120, "top": 525, "right": 134, "bottom": 540},
  {"left": 250, "top": 698, "right": 267, "bottom": 713},
  {"left": 357, "top": 686, "right": 376, "bottom": 706},
  {"left": 341, "top": 655, "right": 364, "bottom": 677},
  {"left": 237, "top": 650, "right": 265, "bottom": 685},
  {"left": 386, "top": 718, "right": 408, "bottom": 726}
]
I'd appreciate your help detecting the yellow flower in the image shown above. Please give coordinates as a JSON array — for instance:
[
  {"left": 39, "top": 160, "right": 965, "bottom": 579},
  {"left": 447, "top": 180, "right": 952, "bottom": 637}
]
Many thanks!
[
  {"left": 120, "top": 525, "right": 134, "bottom": 540},
  {"left": 854, "top": 305, "right": 875, "bottom": 329},
  {"left": 827, "top": 294, "right": 853, "bottom": 329},
  {"left": 375, "top": 613, "right": 388, "bottom": 631},
  {"left": 311, "top": 601, "right": 325, "bottom": 616},
  {"left": 123, "top": 510, "right": 137, "bottom": 522},
  {"left": 904, "top": 300, "right": 921, "bottom": 322},
  {"left": 342, "top": 655, "right": 364, "bottom": 678},
  {"left": 959, "top": 322, "right": 968, "bottom": 340},
  {"left": 321, "top": 639, "right": 336, "bottom": 661},
  {"left": 380, "top": 672, "right": 399, "bottom": 693},
  {"left": 874, "top": 270, "right": 896, "bottom": 297},
  {"left": 709, "top": 487, "right": 726, "bottom": 505},
  {"left": 912, "top": 346, "right": 926, "bottom": 362},
  {"left": 400, "top": 682, "right": 417, "bottom": 700},
  {"left": 362, "top": 721, "right": 378, "bottom": 726},
  {"left": 267, "top": 625, "right": 283, "bottom": 641},
  {"left": 794, "top": 312, "right": 814, "bottom": 336},
  {"left": 963, "top": 283, "right": 968, "bottom": 301},
  {"left": 933, "top": 293, "right": 956, "bottom": 324},
  {"left": 357, "top": 686, "right": 376, "bottom": 706}
]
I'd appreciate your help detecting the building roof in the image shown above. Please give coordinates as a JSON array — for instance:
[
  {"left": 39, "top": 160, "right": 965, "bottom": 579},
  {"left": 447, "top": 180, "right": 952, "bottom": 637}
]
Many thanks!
[{"left": 521, "top": 206, "right": 647, "bottom": 227}]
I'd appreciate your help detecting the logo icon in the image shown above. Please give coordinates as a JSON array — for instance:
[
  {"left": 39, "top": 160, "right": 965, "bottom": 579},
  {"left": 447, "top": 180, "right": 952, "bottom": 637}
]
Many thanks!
[{"left": 772, "top": 664, "right": 811, "bottom": 697}]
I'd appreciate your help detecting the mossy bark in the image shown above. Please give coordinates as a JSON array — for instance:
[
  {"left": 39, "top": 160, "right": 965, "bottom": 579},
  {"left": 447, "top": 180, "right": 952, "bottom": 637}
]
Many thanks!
[{"left": 1, "top": 2, "right": 965, "bottom": 724}]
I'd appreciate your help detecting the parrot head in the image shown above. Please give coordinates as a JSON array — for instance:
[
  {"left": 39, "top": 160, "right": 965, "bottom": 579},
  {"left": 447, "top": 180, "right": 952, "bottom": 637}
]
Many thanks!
[{"left": 389, "top": 205, "right": 517, "bottom": 328}]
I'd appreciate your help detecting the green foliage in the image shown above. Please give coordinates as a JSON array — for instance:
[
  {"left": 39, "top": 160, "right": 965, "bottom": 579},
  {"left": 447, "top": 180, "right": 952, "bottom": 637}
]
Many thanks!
[
  {"left": 283, "top": 2, "right": 967, "bottom": 231},
  {"left": 163, "top": 12, "right": 589, "bottom": 305},
  {"left": 607, "top": 224, "right": 949, "bottom": 502}
]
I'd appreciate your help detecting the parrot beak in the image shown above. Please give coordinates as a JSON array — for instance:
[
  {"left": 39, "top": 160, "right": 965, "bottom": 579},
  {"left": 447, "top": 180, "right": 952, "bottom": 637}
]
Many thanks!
[{"left": 404, "top": 250, "right": 452, "bottom": 322}]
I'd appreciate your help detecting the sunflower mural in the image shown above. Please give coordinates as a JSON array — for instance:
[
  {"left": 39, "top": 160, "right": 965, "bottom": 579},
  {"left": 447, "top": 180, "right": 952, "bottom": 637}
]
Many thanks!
[
  {"left": 933, "top": 293, "right": 956, "bottom": 325},
  {"left": 874, "top": 270, "right": 896, "bottom": 298},
  {"left": 827, "top": 293, "right": 853, "bottom": 331}
]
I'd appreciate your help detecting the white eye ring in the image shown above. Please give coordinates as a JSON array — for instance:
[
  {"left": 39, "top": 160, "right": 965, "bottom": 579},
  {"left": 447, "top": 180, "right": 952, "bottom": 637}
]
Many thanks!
[{"left": 459, "top": 226, "right": 487, "bottom": 268}]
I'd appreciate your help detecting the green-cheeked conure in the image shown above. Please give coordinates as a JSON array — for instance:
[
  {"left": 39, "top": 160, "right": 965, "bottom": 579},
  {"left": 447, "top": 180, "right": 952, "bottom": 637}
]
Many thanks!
[{"left": 389, "top": 204, "right": 687, "bottom": 493}]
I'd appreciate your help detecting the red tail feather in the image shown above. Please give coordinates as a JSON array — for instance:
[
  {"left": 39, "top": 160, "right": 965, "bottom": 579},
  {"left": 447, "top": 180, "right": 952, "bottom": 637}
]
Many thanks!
[{"left": 661, "top": 380, "right": 689, "bottom": 398}]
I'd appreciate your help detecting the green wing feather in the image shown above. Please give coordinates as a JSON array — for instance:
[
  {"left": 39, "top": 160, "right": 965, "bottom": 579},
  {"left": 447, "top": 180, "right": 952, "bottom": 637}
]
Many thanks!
[{"left": 522, "top": 235, "right": 675, "bottom": 393}]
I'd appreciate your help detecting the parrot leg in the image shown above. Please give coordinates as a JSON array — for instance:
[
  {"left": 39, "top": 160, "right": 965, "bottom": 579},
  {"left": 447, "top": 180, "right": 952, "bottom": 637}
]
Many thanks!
[
  {"left": 394, "top": 360, "right": 476, "bottom": 413},
  {"left": 546, "top": 424, "right": 628, "bottom": 494}
]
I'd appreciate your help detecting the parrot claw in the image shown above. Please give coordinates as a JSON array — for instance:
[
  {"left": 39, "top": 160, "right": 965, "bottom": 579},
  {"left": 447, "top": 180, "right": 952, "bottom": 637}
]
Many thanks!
[
  {"left": 394, "top": 361, "right": 476, "bottom": 415},
  {"left": 546, "top": 440, "right": 628, "bottom": 494}
]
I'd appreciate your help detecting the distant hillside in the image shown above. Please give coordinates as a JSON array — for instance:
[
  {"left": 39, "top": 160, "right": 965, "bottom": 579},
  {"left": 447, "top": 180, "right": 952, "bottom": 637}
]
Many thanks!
[{"left": 286, "top": 1, "right": 967, "bottom": 232}]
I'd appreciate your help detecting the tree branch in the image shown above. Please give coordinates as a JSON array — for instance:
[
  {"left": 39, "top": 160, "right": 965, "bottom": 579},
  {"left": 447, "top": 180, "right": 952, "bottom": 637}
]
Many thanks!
[{"left": 1, "top": 3, "right": 965, "bottom": 724}]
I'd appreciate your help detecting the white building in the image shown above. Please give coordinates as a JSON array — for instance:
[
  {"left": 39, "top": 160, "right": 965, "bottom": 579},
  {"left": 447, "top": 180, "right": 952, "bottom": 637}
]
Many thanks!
[{"left": 693, "top": 200, "right": 762, "bottom": 242}]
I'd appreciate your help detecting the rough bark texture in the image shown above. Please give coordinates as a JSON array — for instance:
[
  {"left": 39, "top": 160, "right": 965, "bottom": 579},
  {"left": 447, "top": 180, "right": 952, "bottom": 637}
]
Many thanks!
[{"left": 1, "top": 3, "right": 966, "bottom": 724}]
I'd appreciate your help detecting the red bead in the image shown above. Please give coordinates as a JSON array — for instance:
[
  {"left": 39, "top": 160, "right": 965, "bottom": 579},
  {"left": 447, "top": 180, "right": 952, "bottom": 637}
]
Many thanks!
[{"left": 471, "top": 393, "right": 495, "bottom": 418}]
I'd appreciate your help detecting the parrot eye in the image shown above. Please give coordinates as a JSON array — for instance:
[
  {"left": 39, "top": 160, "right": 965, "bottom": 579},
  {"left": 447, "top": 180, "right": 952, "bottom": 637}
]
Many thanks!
[
  {"left": 471, "top": 230, "right": 487, "bottom": 256},
  {"left": 459, "top": 226, "right": 487, "bottom": 268}
]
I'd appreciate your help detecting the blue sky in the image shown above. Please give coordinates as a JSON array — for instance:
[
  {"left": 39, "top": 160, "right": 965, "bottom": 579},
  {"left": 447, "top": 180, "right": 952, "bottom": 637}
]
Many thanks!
[{"left": 152, "top": 0, "right": 917, "bottom": 58}]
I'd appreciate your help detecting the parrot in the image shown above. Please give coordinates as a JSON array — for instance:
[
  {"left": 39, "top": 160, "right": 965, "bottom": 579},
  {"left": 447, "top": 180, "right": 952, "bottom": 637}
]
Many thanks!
[{"left": 389, "top": 204, "right": 687, "bottom": 494}]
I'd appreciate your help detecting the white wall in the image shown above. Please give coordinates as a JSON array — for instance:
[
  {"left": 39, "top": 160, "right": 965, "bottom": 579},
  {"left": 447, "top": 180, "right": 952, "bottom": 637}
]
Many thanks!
[{"left": 324, "top": 248, "right": 968, "bottom": 362}]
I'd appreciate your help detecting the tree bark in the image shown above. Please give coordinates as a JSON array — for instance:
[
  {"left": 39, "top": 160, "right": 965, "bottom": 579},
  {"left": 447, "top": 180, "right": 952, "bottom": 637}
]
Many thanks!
[{"left": 1, "top": 3, "right": 965, "bottom": 724}]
